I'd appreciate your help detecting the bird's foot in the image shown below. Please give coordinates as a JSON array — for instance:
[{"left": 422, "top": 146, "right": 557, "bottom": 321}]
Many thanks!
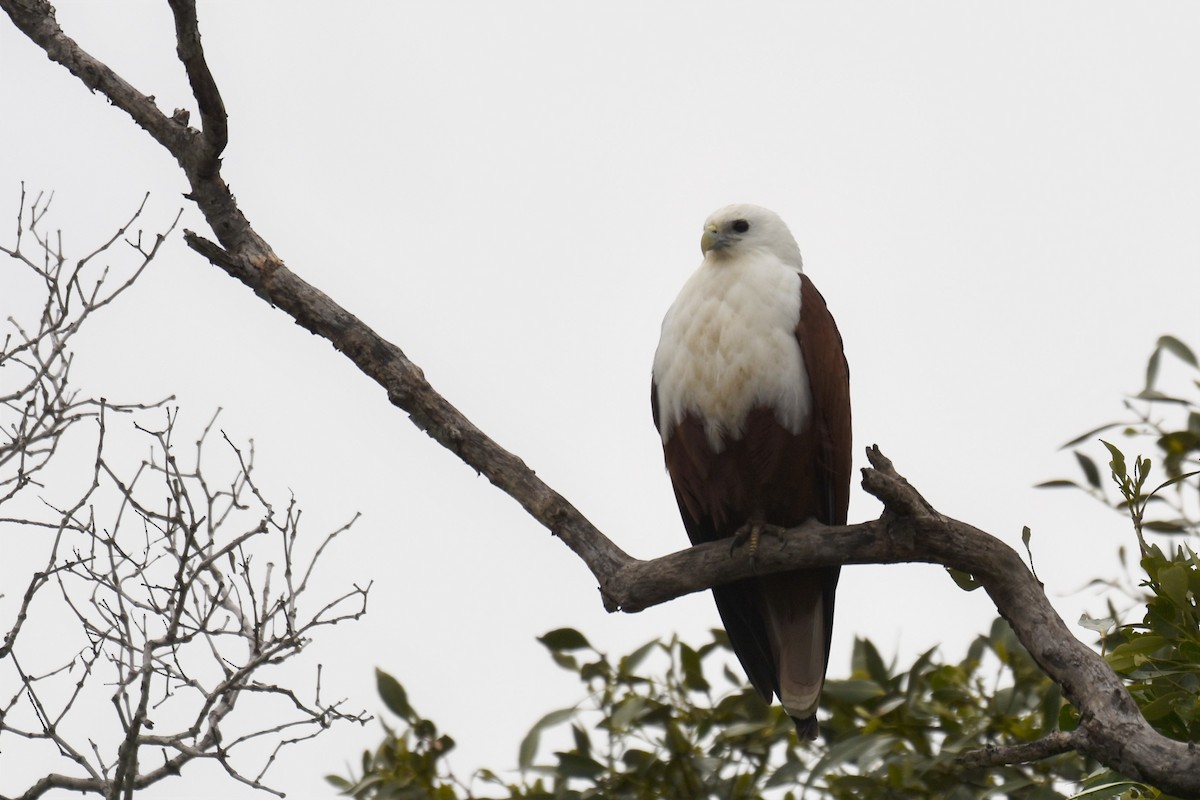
[{"left": 730, "top": 519, "right": 787, "bottom": 558}]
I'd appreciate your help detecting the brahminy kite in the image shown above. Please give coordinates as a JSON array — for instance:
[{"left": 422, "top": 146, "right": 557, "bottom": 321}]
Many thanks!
[{"left": 651, "top": 204, "right": 851, "bottom": 739}]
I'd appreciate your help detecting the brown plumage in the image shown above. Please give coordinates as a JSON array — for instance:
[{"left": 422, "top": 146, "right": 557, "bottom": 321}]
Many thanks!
[{"left": 651, "top": 205, "right": 851, "bottom": 739}]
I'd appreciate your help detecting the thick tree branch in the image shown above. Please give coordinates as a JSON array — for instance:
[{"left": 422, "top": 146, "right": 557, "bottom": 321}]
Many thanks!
[
  {"left": 954, "top": 730, "right": 1077, "bottom": 769},
  {"left": 4, "top": 3, "right": 1198, "bottom": 797},
  {"left": 165, "top": 0, "right": 227, "bottom": 173},
  {"left": 596, "top": 448, "right": 1200, "bottom": 795}
]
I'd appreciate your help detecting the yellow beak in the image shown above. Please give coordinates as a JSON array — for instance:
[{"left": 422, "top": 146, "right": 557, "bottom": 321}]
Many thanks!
[{"left": 700, "top": 224, "right": 726, "bottom": 255}]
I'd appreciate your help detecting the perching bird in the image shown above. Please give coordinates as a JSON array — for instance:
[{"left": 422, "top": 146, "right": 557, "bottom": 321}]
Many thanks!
[{"left": 651, "top": 204, "right": 851, "bottom": 739}]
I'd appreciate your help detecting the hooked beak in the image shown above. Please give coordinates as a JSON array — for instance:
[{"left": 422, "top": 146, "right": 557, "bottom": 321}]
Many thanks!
[{"left": 700, "top": 223, "right": 729, "bottom": 255}]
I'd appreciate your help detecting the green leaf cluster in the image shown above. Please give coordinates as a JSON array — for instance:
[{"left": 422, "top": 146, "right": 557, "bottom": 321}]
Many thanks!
[
  {"left": 1095, "top": 437, "right": 1200, "bottom": 746},
  {"left": 1106, "top": 540, "right": 1200, "bottom": 743},
  {"left": 1040, "top": 335, "right": 1200, "bottom": 540},
  {"left": 333, "top": 620, "right": 1088, "bottom": 799},
  {"left": 817, "top": 620, "right": 1083, "bottom": 799},
  {"left": 1053, "top": 338, "right": 1200, "bottom": 750},
  {"left": 326, "top": 669, "right": 461, "bottom": 800},
  {"left": 509, "top": 627, "right": 796, "bottom": 799},
  {"left": 1040, "top": 337, "right": 1200, "bottom": 799}
]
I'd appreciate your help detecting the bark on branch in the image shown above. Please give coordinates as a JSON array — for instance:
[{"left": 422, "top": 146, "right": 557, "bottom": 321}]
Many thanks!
[{"left": 3, "top": 2, "right": 1197, "bottom": 796}]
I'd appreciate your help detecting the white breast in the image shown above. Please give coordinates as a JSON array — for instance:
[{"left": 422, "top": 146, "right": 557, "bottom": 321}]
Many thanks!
[{"left": 653, "top": 252, "right": 811, "bottom": 452}]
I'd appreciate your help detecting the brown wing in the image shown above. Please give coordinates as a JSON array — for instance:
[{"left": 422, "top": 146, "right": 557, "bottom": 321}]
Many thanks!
[
  {"left": 797, "top": 273, "right": 853, "bottom": 528},
  {"left": 761, "top": 273, "right": 850, "bottom": 737}
]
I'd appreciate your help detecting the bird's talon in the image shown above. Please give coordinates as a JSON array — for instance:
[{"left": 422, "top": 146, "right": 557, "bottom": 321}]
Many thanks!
[{"left": 732, "top": 520, "right": 769, "bottom": 558}]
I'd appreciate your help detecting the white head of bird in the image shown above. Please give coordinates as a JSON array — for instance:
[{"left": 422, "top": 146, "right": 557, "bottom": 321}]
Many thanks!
[{"left": 699, "top": 203, "right": 804, "bottom": 272}]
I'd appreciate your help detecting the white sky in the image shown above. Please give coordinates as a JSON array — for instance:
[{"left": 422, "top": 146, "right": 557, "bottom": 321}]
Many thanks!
[{"left": 2, "top": 2, "right": 1200, "bottom": 798}]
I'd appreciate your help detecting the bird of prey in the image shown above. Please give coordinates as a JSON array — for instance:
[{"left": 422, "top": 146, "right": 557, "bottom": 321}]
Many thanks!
[{"left": 651, "top": 204, "right": 851, "bottom": 739}]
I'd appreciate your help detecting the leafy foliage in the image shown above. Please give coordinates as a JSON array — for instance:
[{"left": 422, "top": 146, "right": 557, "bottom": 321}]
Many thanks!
[
  {"left": 1041, "top": 336, "right": 1200, "bottom": 798},
  {"left": 1039, "top": 334, "right": 1200, "bottom": 540},
  {"left": 332, "top": 621, "right": 1085, "bottom": 799},
  {"left": 1092, "top": 440, "right": 1200, "bottom": 747},
  {"left": 327, "top": 669, "right": 462, "bottom": 800}
]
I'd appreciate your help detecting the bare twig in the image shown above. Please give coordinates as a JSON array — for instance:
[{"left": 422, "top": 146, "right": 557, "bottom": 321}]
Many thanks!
[{"left": 2, "top": 199, "right": 369, "bottom": 799}]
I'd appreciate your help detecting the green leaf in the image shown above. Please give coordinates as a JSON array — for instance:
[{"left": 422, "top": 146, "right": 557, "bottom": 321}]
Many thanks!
[
  {"left": 554, "top": 751, "right": 606, "bottom": 779},
  {"left": 679, "top": 642, "right": 710, "bottom": 691},
  {"left": 851, "top": 637, "right": 890, "bottom": 683},
  {"left": 1140, "top": 690, "right": 1189, "bottom": 722},
  {"left": 611, "top": 695, "right": 647, "bottom": 731},
  {"left": 946, "top": 567, "right": 983, "bottom": 592},
  {"left": 1158, "top": 563, "right": 1190, "bottom": 608},
  {"left": 579, "top": 658, "right": 610, "bottom": 682},
  {"left": 570, "top": 723, "right": 591, "bottom": 756},
  {"left": 549, "top": 650, "right": 579, "bottom": 672},
  {"left": 719, "top": 720, "right": 771, "bottom": 738},
  {"left": 1146, "top": 346, "right": 1163, "bottom": 392},
  {"left": 1040, "top": 682, "right": 1063, "bottom": 732},
  {"left": 765, "top": 757, "right": 806, "bottom": 788},
  {"left": 1100, "top": 440, "right": 1127, "bottom": 481},
  {"left": 538, "top": 628, "right": 592, "bottom": 652},
  {"left": 1144, "top": 519, "right": 1189, "bottom": 534},
  {"left": 990, "top": 617, "right": 1021, "bottom": 662},
  {"left": 1135, "top": 388, "right": 1192, "bottom": 404},
  {"left": 804, "top": 733, "right": 899, "bottom": 791},
  {"left": 1059, "top": 422, "right": 1125, "bottom": 449},
  {"left": 1068, "top": 779, "right": 1147, "bottom": 799},
  {"left": 621, "top": 747, "right": 658, "bottom": 771},
  {"left": 618, "top": 639, "right": 658, "bottom": 678},
  {"left": 1108, "top": 634, "right": 1166, "bottom": 660},
  {"left": 1035, "top": 479, "right": 1082, "bottom": 489},
  {"left": 518, "top": 707, "right": 576, "bottom": 770},
  {"left": 376, "top": 668, "right": 414, "bottom": 720},
  {"left": 1158, "top": 334, "right": 1198, "bottom": 368},
  {"left": 1058, "top": 702, "right": 1080, "bottom": 732},
  {"left": 1075, "top": 451, "right": 1102, "bottom": 489},
  {"left": 822, "top": 678, "right": 886, "bottom": 704}
]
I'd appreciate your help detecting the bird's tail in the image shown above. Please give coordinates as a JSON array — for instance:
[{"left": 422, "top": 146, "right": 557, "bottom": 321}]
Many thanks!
[
  {"left": 790, "top": 714, "right": 820, "bottom": 741},
  {"left": 760, "top": 570, "right": 828, "bottom": 741}
]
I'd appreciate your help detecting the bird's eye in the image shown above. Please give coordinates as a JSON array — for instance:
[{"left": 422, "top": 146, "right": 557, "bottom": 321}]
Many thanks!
[{"left": 731, "top": 219, "right": 750, "bottom": 233}]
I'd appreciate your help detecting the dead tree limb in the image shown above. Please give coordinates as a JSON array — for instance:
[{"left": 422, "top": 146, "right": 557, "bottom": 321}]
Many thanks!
[{"left": 2, "top": 2, "right": 1197, "bottom": 796}]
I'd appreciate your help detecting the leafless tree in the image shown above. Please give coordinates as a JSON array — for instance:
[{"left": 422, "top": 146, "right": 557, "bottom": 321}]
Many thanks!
[
  {"left": 1, "top": 1, "right": 1198, "bottom": 796},
  {"left": 1, "top": 188, "right": 369, "bottom": 799}
]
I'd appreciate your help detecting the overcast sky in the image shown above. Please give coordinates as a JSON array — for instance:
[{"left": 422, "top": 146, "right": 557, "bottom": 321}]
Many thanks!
[{"left": 3, "top": 2, "right": 1200, "bottom": 798}]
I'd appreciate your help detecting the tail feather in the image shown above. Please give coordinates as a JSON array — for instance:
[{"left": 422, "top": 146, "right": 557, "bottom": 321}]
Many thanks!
[
  {"left": 790, "top": 714, "right": 820, "bottom": 741},
  {"left": 760, "top": 570, "right": 828, "bottom": 735}
]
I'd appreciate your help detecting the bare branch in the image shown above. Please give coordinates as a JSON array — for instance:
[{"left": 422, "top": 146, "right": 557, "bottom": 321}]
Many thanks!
[{"left": 2, "top": 199, "right": 369, "bottom": 799}]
